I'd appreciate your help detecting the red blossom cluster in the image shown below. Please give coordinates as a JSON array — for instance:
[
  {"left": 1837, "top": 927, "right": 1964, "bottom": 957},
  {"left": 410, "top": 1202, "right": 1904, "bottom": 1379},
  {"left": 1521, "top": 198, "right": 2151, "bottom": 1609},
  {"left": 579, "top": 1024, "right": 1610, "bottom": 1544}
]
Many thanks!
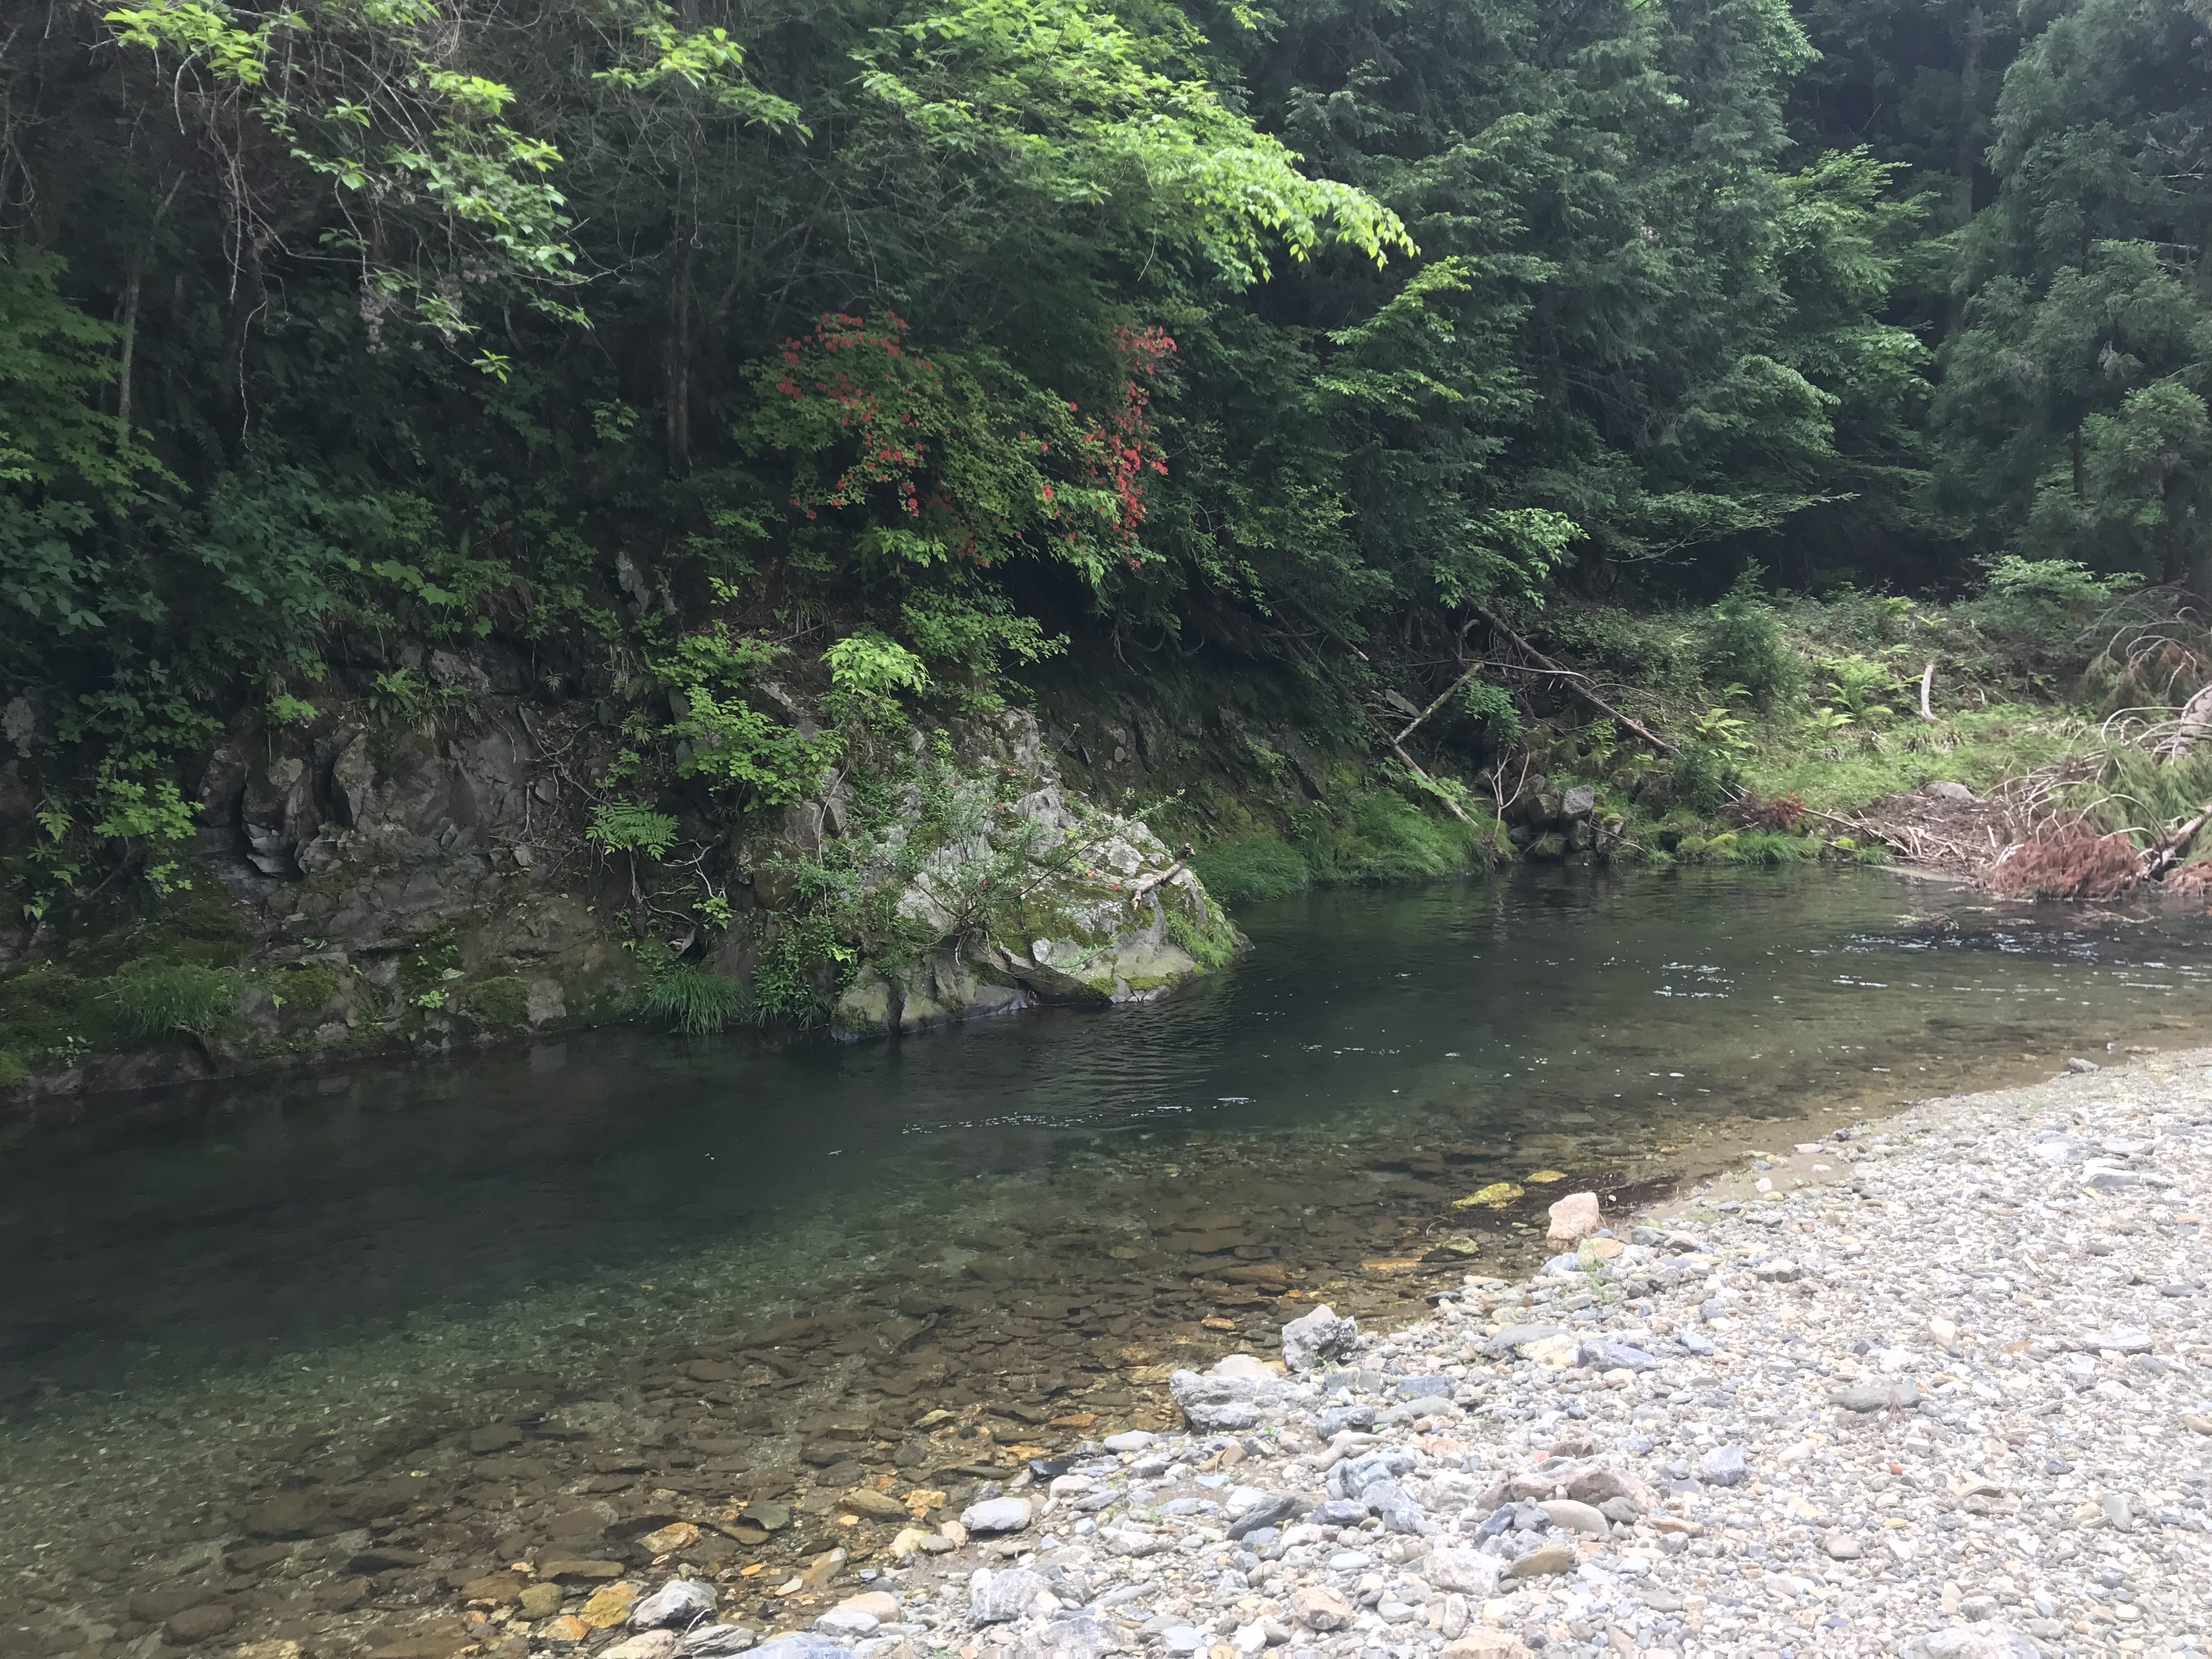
[
  {"left": 1046, "top": 325, "right": 1173, "bottom": 565},
  {"left": 770, "top": 313, "right": 1174, "bottom": 569},
  {"left": 775, "top": 312, "right": 946, "bottom": 523}
]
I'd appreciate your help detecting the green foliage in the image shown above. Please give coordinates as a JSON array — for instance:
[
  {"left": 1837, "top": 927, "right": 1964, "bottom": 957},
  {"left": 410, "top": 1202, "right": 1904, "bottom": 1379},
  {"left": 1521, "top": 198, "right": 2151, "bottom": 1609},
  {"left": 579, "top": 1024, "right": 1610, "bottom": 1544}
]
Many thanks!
[
  {"left": 1459, "top": 682, "right": 1522, "bottom": 747},
  {"left": 1296, "top": 791, "right": 1500, "bottom": 887},
  {"left": 465, "top": 974, "right": 533, "bottom": 1027},
  {"left": 751, "top": 915, "right": 851, "bottom": 1026},
  {"left": 825, "top": 633, "right": 929, "bottom": 700},
  {"left": 1703, "top": 571, "right": 1804, "bottom": 704},
  {"left": 1966, "top": 556, "right": 2142, "bottom": 646},
  {"left": 1740, "top": 705, "right": 2085, "bottom": 814},
  {"left": 1815, "top": 653, "right": 1903, "bottom": 724},
  {"left": 630, "top": 956, "right": 746, "bottom": 1035},
  {"left": 656, "top": 630, "right": 838, "bottom": 806},
  {"left": 1, "top": 0, "right": 2197, "bottom": 929},
  {"left": 588, "top": 800, "right": 679, "bottom": 860},
  {"left": 2064, "top": 742, "right": 2212, "bottom": 844},
  {"left": 1165, "top": 898, "right": 1240, "bottom": 972},
  {"left": 1664, "top": 747, "right": 1740, "bottom": 820},
  {"left": 1188, "top": 837, "right": 1314, "bottom": 909},
  {"left": 115, "top": 962, "right": 238, "bottom": 1039}
]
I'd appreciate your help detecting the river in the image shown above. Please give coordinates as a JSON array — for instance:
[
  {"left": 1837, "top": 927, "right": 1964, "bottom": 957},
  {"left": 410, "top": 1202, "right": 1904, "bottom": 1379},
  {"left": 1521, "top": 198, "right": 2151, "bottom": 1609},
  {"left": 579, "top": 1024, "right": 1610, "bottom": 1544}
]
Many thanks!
[{"left": 2, "top": 865, "right": 2208, "bottom": 1645}]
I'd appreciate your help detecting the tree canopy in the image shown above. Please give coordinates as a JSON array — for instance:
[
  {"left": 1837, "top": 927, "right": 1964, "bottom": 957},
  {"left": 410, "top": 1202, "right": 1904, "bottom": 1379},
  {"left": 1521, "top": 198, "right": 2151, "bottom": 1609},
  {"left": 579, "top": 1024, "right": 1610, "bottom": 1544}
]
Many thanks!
[{"left": 1, "top": 0, "right": 2206, "bottom": 816}]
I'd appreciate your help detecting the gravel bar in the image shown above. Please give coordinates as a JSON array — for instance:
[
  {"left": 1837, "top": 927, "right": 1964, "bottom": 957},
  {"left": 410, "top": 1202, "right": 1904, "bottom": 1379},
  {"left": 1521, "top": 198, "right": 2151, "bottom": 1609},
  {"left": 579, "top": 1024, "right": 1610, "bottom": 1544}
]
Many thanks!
[{"left": 572, "top": 1047, "right": 2211, "bottom": 1659}]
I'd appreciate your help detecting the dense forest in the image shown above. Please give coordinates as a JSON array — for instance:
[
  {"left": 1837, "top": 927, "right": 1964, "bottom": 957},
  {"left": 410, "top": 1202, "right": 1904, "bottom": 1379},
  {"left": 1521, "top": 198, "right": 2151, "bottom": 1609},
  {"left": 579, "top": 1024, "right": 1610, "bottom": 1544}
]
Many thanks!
[{"left": 4, "top": 0, "right": 2212, "bottom": 1054}]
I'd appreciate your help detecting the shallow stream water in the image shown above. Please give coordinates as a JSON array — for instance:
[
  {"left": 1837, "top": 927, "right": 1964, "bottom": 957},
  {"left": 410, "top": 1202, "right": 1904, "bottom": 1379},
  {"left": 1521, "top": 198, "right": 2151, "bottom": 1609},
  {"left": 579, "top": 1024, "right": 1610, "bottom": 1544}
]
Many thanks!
[{"left": 4, "top": 865, "right": 2210, "bottom": 1643}]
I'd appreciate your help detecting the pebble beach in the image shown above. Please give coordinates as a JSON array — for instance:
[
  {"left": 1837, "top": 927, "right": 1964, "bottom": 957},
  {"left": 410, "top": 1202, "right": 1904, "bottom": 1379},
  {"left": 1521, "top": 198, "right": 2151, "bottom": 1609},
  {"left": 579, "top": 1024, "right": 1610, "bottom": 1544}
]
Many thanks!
[{"left": 580, "top": 1049, "right": 2212, "bottom": 1659}]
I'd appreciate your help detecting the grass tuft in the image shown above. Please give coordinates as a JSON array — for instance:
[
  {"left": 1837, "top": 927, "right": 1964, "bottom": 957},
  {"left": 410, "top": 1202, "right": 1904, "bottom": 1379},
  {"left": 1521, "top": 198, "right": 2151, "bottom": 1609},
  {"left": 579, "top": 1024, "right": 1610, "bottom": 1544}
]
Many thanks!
[
  {"left": 115, "top": 962, "right": 239, "bottom": 1038},
  {"left": 633, "top": 961, "right": 747, "bottom": 1035}
]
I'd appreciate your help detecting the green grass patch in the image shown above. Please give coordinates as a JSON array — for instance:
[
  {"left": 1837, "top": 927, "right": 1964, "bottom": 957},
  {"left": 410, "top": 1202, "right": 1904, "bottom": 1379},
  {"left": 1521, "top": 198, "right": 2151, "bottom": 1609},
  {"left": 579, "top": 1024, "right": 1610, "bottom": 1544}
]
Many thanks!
[
  {"left": 1740, "top": 706, "right": 2085, "bottom": 814},
  {"left": 632, "top": 961, "right": 747, "bottom": 1035},
  {"left": 115, "top": 962, "right": 240, "bottom": 1038},
  {"left": 1165, "top": 898, "right": 1242, "bottom": 970},
  {"left": 1719, "top": 828, "right": 1821, "bottom": 866},
  {"left": 1188, "top": 837, "right": 1313, "bottom": 906},
  {"left": 1192, "top": 788, "right": 1505, "bottom": 911}
]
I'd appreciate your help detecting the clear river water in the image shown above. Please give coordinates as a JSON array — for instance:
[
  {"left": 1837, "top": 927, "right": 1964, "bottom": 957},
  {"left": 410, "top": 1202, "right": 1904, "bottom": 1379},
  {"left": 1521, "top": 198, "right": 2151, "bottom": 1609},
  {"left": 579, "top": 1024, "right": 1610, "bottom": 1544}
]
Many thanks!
[{"left": 3, "top": 865, "right": 2210, "bottom": 1625}]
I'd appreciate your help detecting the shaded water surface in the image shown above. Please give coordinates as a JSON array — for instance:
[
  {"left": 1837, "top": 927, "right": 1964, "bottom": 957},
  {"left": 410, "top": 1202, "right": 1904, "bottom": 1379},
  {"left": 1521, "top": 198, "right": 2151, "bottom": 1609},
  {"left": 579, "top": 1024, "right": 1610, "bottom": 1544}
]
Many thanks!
[{"left": 3, "top": 865, "right": 2209, "bottom": 1586}]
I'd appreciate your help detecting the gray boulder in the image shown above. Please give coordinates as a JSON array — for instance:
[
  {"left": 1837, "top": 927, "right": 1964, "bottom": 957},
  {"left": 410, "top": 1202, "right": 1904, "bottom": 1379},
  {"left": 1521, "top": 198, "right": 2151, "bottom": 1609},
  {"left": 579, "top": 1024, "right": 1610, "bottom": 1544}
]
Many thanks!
[
  {"left": 1013, "top": 1613, "right": 1120, "bottom": 1659},
  {"left": 960, "top": 1496, "right": 1035, "bottom": 1534},
  {"left": 633, "top": 1581, "right": 719, "bottom": 1632},
  {"left": 1226, "top": 1494, "right": 1306, "bottom": 1540},
  {"left": 1359, "top": 1479, "right": 1427, "bottom": 1534},
  {"left": 1576, "top": 1340, "right": 1658, "bottom": 1373},
  {"left": 1701, "top": 1445, "right": 1748, "bottom": 1488},
  {"left": 1280, "top": 1304, "right": 1359, "bottom": 1371},
  {"left": 747, "top": 1638, "right": 849, "bottom": 1659},
  {"left": 1169, "top": 1365, "right": 1293, "bottom": 1432},
  {"left": 970, "top": 1568, "right": 1053, "bottom": 1626},
  {"left": 1421, "top": 1548, "right": 1504, "bottom": 1597}
]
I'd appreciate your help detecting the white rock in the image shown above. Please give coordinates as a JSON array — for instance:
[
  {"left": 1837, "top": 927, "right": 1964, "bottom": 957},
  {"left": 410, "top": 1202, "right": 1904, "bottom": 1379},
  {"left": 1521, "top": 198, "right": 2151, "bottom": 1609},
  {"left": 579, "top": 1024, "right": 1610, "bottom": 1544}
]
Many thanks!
[{"left": 960, "top": 1497, "right": 1034, "bottom": 1534}]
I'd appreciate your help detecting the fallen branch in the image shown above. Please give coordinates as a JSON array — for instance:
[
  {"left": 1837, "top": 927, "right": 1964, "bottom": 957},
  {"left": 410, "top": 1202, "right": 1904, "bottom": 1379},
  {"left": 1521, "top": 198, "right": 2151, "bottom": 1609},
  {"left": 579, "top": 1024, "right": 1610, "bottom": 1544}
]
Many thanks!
[
  {"left": 1129, "top": 843, "right": 1195, "bottom": 911},
  {"left": 1472, "top": 605, "right": 1678, "bottom": 754},
  {"left": 1394, "top": 658, "right": 1488, "bottom": 746},
  {"left": 1385, "top": 731, "right": 1476, "bottom": 823},
  {"left": 1290, "top": 634, "right": 1478, "bottom": 825},
  {"left": 2143, "top": 800, "right": 2212, "bottom": 880}
]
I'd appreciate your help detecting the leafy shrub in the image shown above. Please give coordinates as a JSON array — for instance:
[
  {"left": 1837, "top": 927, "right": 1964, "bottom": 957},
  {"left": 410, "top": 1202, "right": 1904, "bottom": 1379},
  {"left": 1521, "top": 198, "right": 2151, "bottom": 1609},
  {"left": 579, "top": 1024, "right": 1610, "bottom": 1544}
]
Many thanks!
[
  {"left": 752, "top": 913, "right": 853, "bottom": 1025},
  {"left": 1537, "top": 607, "right": 1698, "bottom": 692},
  {"left": 1658, "top": 746, "right": 1739, "bottom": 817},
  {"left": 115, "top": 963, "right": 238, "bottom": 1037},
  {"left": 588, "top": 800, "right": 679, "bottom": 859},
  {"left": 1967, "top": 556, "right": 2140, "bottom": 648},
  {"left": 1814, "top": 652, "right": 1904, "bottom": 724},
  {"left": 1702, "top": 569, "right": 1804, "bottom": 703},
  {"left": 1460, "top": 681, "right": 1523, "bottom": 746}
]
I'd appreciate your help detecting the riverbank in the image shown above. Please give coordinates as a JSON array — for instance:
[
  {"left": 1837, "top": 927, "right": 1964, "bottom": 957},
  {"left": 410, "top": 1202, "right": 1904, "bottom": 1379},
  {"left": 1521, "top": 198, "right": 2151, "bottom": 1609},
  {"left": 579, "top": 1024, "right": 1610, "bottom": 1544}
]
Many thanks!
[
  {"left": 822, "top": 1052, "right": 2200, "bottom": 1659},
  {"left": 527, "top": 1052, "right": 2207, "bottom": 1659},
  {"left": 19, "top": 1036, "right": 2202, "bottom": 1659}
]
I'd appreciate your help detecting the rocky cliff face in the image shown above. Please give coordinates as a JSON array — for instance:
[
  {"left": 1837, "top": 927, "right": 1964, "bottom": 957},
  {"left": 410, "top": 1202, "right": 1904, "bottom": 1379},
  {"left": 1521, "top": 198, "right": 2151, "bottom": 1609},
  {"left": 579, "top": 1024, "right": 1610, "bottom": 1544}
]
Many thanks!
[{"left": 0, "top": 658, "right": 1239, "bottom": 1104}]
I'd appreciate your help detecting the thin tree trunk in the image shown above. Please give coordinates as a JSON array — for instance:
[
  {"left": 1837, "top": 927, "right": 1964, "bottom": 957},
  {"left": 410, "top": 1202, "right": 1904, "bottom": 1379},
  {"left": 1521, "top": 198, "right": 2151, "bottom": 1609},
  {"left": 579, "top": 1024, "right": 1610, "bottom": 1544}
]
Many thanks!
[
  {"left": 667, "top": 246, "right": 692, "bottom": 473},
  {"left": 116, "top": 267, "right": 141, "bottom": 445},
  {"left": 1946, "top": 3, "right": 1984, "bottom": 336}
]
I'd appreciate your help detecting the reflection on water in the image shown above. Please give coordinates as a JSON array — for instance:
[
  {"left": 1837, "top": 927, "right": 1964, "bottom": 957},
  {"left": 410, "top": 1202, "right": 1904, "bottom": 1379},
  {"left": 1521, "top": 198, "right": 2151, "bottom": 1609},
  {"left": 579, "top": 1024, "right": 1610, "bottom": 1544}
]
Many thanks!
[{"left": 2, "top": 865, "right": 2209, "bottom": 1577}]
